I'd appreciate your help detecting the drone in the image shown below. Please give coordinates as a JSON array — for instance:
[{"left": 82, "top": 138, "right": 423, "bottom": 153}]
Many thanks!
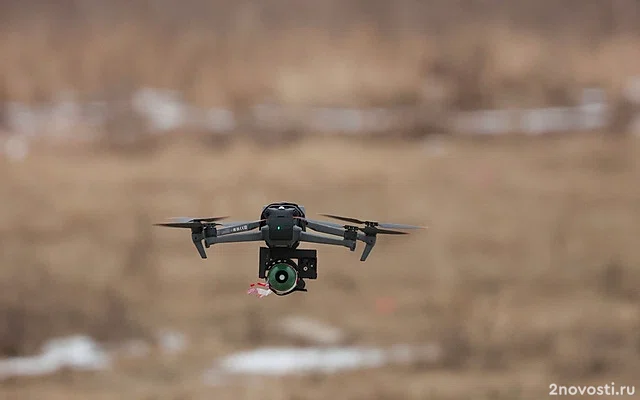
[{"left": 155, "top": 202, "right": 425, "bottom": 297}]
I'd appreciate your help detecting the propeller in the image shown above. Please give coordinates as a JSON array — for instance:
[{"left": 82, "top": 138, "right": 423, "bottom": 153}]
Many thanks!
[
  {"left": 318, "top": 213, "right": 426, "bottom": 235},
  {"left": 154, "top": 216, "right": 229, "bottom": 259},
  {"left": 154, "top": 216, "right": 229, "bottom": 229}
]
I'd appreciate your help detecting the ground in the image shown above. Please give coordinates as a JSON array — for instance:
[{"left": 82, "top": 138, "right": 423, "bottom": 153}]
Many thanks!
[{"left": 0, "top": 133, "right": 638, "bottom": 399}]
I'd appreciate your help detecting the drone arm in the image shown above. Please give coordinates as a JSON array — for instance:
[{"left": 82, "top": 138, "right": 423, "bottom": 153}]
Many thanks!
[
  {"left": 215, "top": 220, "right": 264, "bottom": 236},
  {"left": 303, "top": 220, "right": 346, "bottom": 237},
  {"left": 299, "top": 231, "right": 356, "bottom": 251},
  {"left": 204, "top": 230, "right": 264, "bottom": 245}
]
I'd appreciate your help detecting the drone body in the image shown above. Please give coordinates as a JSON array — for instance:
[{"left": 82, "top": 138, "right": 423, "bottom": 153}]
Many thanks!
[{"left": 155, "top": 202, "right": 424, "bottom": 297}]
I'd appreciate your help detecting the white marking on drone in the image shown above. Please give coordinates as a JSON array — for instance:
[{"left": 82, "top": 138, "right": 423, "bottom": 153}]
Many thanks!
[{"left": 231, "top": 225, "right": 249, "bottom": 233}]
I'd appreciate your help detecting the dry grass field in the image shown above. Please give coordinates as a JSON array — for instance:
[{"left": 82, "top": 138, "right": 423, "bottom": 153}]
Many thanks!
[{"left": 0, "top": 133, "right": 638, "bottom": 399}]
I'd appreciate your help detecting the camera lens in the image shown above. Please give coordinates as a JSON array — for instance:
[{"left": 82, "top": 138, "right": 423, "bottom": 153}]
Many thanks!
[{"left": 267, "top": 262, "right": 298, "bottom": 294}]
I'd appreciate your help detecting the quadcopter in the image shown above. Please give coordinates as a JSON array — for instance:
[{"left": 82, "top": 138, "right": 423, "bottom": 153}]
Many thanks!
[{"left": 155, "top": 202, "right": 425, "bottom": 297}]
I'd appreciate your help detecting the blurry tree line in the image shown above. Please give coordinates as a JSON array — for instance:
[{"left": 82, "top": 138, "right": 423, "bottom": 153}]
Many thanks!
[
  {"left": 0, "top": 0, "right": 639, "bottom": 111},
  {"left": 2, "top": 0, "right": 639, "bottom": 35}
]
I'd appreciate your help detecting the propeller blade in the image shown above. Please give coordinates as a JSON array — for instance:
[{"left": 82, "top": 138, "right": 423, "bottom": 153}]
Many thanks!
[
  {"left": 319, "top": 214, "right": 366, "bottom": 225},
  {"left": 377, "top": 222, "right": 427, "bottom": 230},
  {"left": 367, "top": 227, "right": 408, "bottom": 235},
  {"left": 168, "top": 216, "right": 229, "bottom": 223},
  {"left": 155, "top": 216, "right": 228, "bottom": 229},
  {"left": 154, "top": 222, "right": 207, "bottom": 229}
]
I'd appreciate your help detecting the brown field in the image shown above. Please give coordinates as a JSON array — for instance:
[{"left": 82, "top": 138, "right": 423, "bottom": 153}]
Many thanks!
[
  {"left": 0, "top": 133, "right": 638, "bottom": 399},
  {"left": 1, "top": 0, "right": 640, "bottom": 111}
]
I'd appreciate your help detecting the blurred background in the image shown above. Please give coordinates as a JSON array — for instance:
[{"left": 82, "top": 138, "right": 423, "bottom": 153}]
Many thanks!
[{"left": 1, "top": 1, "right": 639, "bottom": 399}]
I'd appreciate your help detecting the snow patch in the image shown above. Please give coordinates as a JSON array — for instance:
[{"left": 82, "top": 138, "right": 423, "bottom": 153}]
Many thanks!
[
  {"left": 203, "top": 344, "right": 442, "bottom": 385},
  {"left": 0, "top": 335, "right": 110, "bottom": 379}
]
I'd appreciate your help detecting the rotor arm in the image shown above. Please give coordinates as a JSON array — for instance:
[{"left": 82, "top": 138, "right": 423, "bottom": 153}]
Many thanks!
[
  {"left": 215, "top": 220, "right": 264, "bottom": 236},
  {"left": 204, "top": 230, "right": 265, "bottom": 246},
  {"left": 299, "top": 219, "right": 384, "bottom": 261},
  {"left": 301, "top": 219, "right": 346, "bottom": 237},
  {"left": 299, "top": 231, "right": 356, "bottom": 251}
]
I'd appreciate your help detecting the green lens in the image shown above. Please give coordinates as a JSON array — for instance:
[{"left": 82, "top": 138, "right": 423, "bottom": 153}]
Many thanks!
[{"left": 267, "top": 263, "right": 298, "bottom": 294}]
